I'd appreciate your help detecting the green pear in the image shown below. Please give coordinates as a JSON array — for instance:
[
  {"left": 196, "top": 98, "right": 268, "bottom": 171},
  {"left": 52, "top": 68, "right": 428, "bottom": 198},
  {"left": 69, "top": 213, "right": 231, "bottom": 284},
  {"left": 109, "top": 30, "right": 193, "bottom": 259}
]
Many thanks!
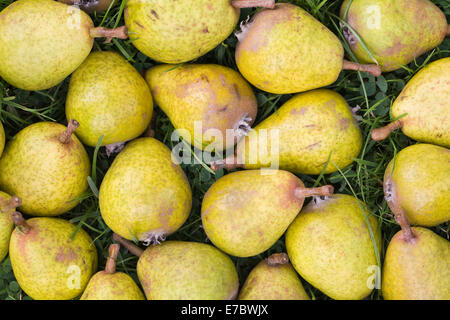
[
  {"left": 66, "top": 51, "right": 153, "bottom": 150},
  {"left": 340, "top": 0, "right": 448, "bottom": 72},
  {"left": 372, "top": 58, "right": 450, "bottom": 147},
  {"left": 58, "top": 0, "right": 116, "bottom": 13},
  {"left": 235, "top": 2, "right": 381, "bottom": 94},
  {"left": 0, "top": 120, "right": 91, "bottom": 216},
  {"left": 0, "top": 193, "right": 21, "bottom": 263},
  {"left": 9, "top": 212, "right": 98, "bottom": 300},
  {"left": 239, "top": 253, "right": 310, "bottom": 300},
  {"left": 81, "top": 244, "right": 145, "bottom": 300},
  {"left": 0, "top": 0, "right": 127, "bottom": 91},
  {"left": 113, "top": 234, "right": 239, "bottom": 300},
  {"left": 286, "top": 194, "right": 381, "bottom": 300},
  {"left": 145, "top": 64, "right": 257, "bottom": 151},
  {"left": 212, "top": 89, "right": 363, "bottom": 175},
  {"left": 383, "top": 144, "right": 450, "bottom": 227},
  {"left": 201, "top": 169, "right": 334, "bottom": 257},
  {"left": 99, "top": 137, "right": 192, "bottom": 244},
  {"left": 124, "top": 0, "right": 276, "bottom": 64}
]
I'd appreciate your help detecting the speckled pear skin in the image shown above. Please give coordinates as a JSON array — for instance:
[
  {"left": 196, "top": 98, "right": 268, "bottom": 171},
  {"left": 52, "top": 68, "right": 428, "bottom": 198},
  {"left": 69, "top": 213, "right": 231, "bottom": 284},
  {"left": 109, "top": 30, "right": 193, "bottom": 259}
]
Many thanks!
[
  {"left": 0, "top": 0, "right": 94, "bottom": 91},
  {"left": 137, "top": 241, "right": 239, "bottom": 300},
  {"left": 238, "top": 257, "right": 310, "bottom": 300},
  {"left": 146, "top": 64, "right": 257, "bottom": 151},
  {"left": 81, "top": 271, "right": 145, "bottom": 300},
  {"left": 236, "top": 3, "right": 344, "bottom": 94},
  {"left": 124, "top": 0, "right": 239, "bottom": 64},
  {"left": 391, "top": 58, "right": 450, "bottom": 147},
  {"left": 286, "top": 194, "right": 381, "bottom": 300},
  {"left": 66, "top": 51, "right": 153, "bottom": 147},
  {"left": 0, "top": 192, "right": 15, "bottom": 262},
  {"left": 0, "top": 122, "right": 91, "bottom": 216},
  {"left": 9, "top": 217, "right": 98, "bottom": 300},
  {"left": 340, "top": 0, "right": 447, "bottom": 72},
  {"left": 202, "top": 170, "right": 307, "bottom": 258},
  {"left": 384, "top": 144, "right": 450, "bottom": 227},
  {"left": 0, "top": 121, "right": 5, "bottom": 157},
  {"left": 382, "top": 227, "right": 450, "bottom": 300},
  {"left": 236, "top": 89, "right": 362, "bottom": 175},
  {"left": 99, "top": 138, "right": 192, "bottom": 242}
]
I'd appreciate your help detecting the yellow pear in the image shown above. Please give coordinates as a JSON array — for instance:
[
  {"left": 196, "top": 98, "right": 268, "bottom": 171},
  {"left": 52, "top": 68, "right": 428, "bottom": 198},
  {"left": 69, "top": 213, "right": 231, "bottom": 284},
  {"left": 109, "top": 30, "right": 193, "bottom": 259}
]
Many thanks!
[{"left": 0, "top": 193, "right": 21, "bottom": 263}]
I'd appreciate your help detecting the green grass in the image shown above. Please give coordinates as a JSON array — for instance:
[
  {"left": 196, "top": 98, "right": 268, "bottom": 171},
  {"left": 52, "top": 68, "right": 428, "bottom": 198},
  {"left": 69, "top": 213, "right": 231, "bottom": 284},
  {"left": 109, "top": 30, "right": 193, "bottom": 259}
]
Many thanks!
[{"left": 0, "top": 0, "right": 449, "bottom": 300}]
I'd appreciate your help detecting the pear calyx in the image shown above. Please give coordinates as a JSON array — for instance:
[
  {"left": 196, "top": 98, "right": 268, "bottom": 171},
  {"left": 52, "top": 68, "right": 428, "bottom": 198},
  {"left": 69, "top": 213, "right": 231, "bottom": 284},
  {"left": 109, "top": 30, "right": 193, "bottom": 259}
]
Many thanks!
[
  {"left": 11, "top": 211, "right": 31, "bottom": 234},
  {"left": 105, "top": 243, "right": 120, "bottom": 274},
  {"left": 342, "top": 60, "right": 382, "bottom": 77},
  {"left": 294, "top": 185, "right": 334, "bottom": 199},
  {"left": 371, "top": 120, "right": 403, "bottom": 141},
  {"left": 89, "top": 26, "right": 128, "bottom": 43},
  {"left": 267, "top": 253, "right": 289, "bottom": 266},
  {"left": 1, "top": 195, "right": 22, "bottom": 212},
  {"left": 59, "top": 119, "right": 80, "bottom": 144},
  {"left": 231, "top": 0, "right": 276, "bottom": 9},
  {"left": 113, "top": 233, "right": 144, "bottom": 257}
]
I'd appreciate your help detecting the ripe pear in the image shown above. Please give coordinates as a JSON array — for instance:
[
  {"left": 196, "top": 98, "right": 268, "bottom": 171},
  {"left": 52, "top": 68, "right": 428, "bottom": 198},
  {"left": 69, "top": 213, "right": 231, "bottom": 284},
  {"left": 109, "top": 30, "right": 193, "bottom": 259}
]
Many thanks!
[
  {"left": 9, "top": 212, "right": 98, "bottom": 300},
  {"left": 0, "top": 120, "right": 90, "bottom": 216},
  {"left": 66, "top": 51, "right": 153, "bottom": 150},
  {"left": 340, "top": 0, "right": 448, "bottom": 72},
  {"left": 372, "top": 58, "right": 450, "bottom": 147},
  {"left": 212, "top": 89, "right": 363, "bottom": 175},
  {"left": 383, "top": 144, "right": 450, "bottom": 227},
  {"left": 0, "top": 0, "right": 127, "bottom": 91},
  {"left": 124, "top": 0, "right": 275, "bottom": 64},
  {"left": 239, "top": 253, "right": 310, "bottom": 300},
  {"left": 81, "top": 244, "right": 145, "bottom": 300},
  {"left": 201, "top": 169, "right": 334, "bottom": 257},
  {"left": 99, "top": 138, "right": 192, "bottom": 244},
  {"left": 58, "top": 0, "right": 116, "bottom": 13},
  {"left": 285, "top": 194, "right": 381, "bottom": 300},
  {"left": 145, "top": 64, "right": 257, "bottom": 151},
  {"left": 113, "top": 234, "right": 239, "bottom": 300},
  {"left": 235, "top": 2, "right": 381, "bottom": 94},
  {"left": 0, "top": 193, "right": 21, "bottom": 263}
]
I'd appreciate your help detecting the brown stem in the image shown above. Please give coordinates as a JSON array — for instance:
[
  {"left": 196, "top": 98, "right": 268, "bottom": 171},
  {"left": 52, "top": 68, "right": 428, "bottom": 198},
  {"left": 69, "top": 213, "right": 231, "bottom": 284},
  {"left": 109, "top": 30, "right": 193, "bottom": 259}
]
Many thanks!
[
  {"left": 371, "top": 120, "right": 403, "bottom": 141},
  {"left": 267, "top": 253, "right": 289, "bottom": 266},
  {"left": 383, "top": 174, "right": 414, "bottom": 242},
  {"left": 342, "top": 60, "right": 382, "bottom": 77},
  {"left": 59, "top": 119, "right": 79, "bottom": 144},
  {"left": 112, "top": 233, "right": 144, "bottom": 257},
  {"left": 231, "top": 0, "right": 276, "bottom": 9},
  {"left": 90, "top": 26, "right": 128, "bottom": 43},
  {"left": 11, "top": 211, "right": 31, "bottom": 234},
  {"left": 105, "top": 243, "right": 120, "bottom": 274},
  {"left": 294, "top": 185, "right": 334, "bottom": 200},
  {"left": 210, "top": 155, "right": 243, "bottom": 171}
]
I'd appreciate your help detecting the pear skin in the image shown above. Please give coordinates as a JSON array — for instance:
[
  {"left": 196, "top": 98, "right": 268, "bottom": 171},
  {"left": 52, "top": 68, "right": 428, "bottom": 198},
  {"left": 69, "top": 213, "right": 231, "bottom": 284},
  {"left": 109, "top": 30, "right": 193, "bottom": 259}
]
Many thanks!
[
  {"left": 0, "top": 121, "right": 5, "bottom": 157},
  {"left": 0, "top": 193, "right": 21, "bottom": 263}
]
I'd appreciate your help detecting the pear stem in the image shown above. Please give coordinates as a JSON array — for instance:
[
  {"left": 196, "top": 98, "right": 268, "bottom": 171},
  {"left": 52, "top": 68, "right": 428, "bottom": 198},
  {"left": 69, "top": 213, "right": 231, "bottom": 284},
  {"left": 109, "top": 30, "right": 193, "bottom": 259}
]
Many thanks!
[
  {"left": 267, "top": 253, "right": 289, "bottom": 266},
  {"left": 231, "top": 0, "right": 276, "bottom": 9},
  {"left": 342, "top": 60, "right": 382, "bottom": 77},
  {"left": 11, "top": 211, "right": 31, "bottom": 234},
  {"left": 105, "top": 243, "right": 120, "bottom": 274},
  {"left": 113, "top": 233, "right": 144, "bottom": 257},
  {"left": 59, "top": 119, "right": 79, "bottom": 144},
  {"left": 210, "top": 155, "right": 243, "bottom": 171},
  {"left": 89, "top": 26, "right": 128, "bottom": 43},
  {"left": 371, "top": 120, "right": 403, "bottom": 141},
  {"left": 294, "top": 185, "right": 334, "bottom": 200}
]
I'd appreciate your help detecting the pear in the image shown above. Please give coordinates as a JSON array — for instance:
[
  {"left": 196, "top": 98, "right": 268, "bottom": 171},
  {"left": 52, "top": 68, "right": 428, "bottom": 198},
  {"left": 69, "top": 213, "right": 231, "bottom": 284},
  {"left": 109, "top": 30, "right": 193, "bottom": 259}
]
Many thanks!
[
  {"left": 81, "top": 244, "right": 145, "bottom": 300},
  {"left": 66, "top": 51, "right": 153, "bottom": 151},
  {"left": 340, "top": 0, "right": 449, "bottom": 72},
  {"left": 113, "top": 234, "right": 239, "bottom": 300},
  {"left": 239, "top": 253, "right": 310, "bottom": 300},
  {"left": 0, "top": 193, "right": 21, "bottom": 263},
  {"left": 0, "top": 121, "right": 5, "bottom": 157},
  {"left": 0, "top": 0, "right": 127, "bottom": 91},
  {"left": 58, "top": 0, "right": 116, "bottom": 13},
  {"left": 145, "top": 64, "right": 257, "bottom": 151},
  {"left": 383, "top": 144, "right": 450, "bottom": 227},
  {"left": 99, "top": 137, "right": 192, "bottom": 244},
  {"left": 285, "top": 194, "right": 381, "bottom": 300},
  {"left": 201, "top": 169, "right": 334, "bottom": 257},
  {"left": 372, "top": 58, "right": 450, "bottom": 147},
  {"left": 9, "top": 212, "right": 98, "bottom": 300},
  {"left": 0, "top": 120, "right": 90, "bottom": 216},
  {"left": 212, "top": 89, "right": 363, "bottom": 175},
  {"left": 124, "top": 0, "right": 276, "bottom": 64},
  {"left": 235, "top": 2, "right": 381, "bottom": 94}
]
